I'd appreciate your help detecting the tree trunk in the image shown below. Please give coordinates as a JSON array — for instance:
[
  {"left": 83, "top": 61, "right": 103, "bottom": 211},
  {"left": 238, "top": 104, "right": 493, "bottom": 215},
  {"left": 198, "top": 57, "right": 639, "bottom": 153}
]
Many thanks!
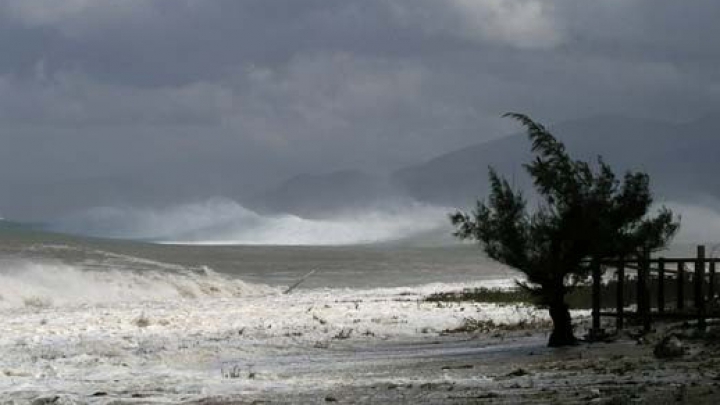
[{"left": 547, "top": 299, "right": 577, "bottom": 347}]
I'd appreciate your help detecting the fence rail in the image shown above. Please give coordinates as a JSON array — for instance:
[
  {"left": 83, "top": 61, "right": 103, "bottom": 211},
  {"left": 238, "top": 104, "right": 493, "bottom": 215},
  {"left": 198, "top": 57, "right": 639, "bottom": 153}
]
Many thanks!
[{"left": 589, "top": 245, "right": 720, "bottom": 338}]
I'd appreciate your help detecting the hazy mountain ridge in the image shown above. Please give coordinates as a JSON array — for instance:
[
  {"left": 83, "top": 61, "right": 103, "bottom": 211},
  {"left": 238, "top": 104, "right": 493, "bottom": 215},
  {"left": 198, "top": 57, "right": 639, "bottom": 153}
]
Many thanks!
[
  {"left": 254, "top": 114, "right": 720, "bottom": 216},
  {"left": 393, "top": 114, "right": 720, "bottom": 208}
]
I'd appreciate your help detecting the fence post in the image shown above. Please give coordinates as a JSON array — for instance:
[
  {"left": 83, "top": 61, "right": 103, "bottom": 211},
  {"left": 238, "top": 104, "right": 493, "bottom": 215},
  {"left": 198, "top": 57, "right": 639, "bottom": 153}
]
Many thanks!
[
  {"left": 590, "top": 259, "right": 603, "bottom": 339},
  {"left": 696, "top": 245, "right": 706, "bottom": 330},
  {"left": 658, "top": 257, "right": 665, "bottom": 314},
  {"left": 638, "top": 249, "right": 651, "bottom": 332},
  {"left": 616, "top": 259, "right": 625, "bottom": 331},
  {"left": 677, "top": 261, "right": 685, "bottom": 310},
  {"left": 710, "top": 261, "right": 716, "bottom": 301}
]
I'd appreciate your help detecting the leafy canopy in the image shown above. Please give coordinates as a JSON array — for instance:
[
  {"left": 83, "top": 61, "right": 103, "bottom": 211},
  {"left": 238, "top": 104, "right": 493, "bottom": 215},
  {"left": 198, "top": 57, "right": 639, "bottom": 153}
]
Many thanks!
[{"left": 451, "top": 113, "right": 679, "bottom": 298}]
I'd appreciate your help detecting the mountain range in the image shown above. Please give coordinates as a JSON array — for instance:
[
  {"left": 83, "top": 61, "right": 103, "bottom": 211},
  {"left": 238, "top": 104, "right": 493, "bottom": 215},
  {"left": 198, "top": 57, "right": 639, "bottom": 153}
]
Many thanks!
[{"left": 250, "top": 114, "right": 720, "bottom": 216}]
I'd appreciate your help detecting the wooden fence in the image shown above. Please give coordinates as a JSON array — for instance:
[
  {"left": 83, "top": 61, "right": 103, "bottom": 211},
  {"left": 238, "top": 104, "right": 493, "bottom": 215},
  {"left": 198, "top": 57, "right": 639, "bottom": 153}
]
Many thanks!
[{"left": 590, "top": 245, "right": 720, "bottom": 338}]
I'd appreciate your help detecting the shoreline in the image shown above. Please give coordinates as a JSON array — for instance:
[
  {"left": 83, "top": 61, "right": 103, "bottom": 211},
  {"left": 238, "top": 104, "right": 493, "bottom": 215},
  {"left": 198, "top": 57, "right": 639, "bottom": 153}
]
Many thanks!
[{"left": 1, "top": 282, "right": 718, "bottom": 403}]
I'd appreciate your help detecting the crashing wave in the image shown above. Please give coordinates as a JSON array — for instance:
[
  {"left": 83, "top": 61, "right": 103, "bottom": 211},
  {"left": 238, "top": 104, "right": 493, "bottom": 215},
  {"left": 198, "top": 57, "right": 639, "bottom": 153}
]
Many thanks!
[{"left": 0, "top": 257, "right": 276, "bottom": 309}]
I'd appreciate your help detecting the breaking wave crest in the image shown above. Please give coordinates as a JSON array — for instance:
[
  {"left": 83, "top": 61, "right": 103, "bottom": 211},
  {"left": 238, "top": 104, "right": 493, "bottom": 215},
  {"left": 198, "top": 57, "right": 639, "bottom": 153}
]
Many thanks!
[
  {"left": 0, "top": 257, "right": 276, "bottom": 309},
  {"left": 50, "top": 199, "right": 452, "bottom": 245}
]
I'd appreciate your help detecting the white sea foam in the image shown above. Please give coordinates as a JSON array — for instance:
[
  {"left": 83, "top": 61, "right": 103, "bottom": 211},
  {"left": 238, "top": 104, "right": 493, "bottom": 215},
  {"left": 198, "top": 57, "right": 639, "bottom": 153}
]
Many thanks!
[
  {"left": 0, "top": 259, "right": 275, "bottom": 309},
  {"left": 50, "top": 198, "right": 453, "bottom": 245},
  {"left": 0, "top": 276, "right": 576, "bottom": 402}
]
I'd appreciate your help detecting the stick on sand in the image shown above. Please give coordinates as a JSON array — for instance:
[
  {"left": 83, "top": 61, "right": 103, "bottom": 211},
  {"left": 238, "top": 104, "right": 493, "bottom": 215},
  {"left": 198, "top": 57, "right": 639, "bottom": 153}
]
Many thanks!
[{"left": 284, "top": 270, "right": 316, "bottom": 294}]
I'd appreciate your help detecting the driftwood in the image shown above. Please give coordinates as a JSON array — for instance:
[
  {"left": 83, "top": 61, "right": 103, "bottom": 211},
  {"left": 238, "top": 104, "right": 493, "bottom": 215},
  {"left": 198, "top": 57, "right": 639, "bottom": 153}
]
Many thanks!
[{"left": 284, "top": 270, "right": 317, "bottom": 294}]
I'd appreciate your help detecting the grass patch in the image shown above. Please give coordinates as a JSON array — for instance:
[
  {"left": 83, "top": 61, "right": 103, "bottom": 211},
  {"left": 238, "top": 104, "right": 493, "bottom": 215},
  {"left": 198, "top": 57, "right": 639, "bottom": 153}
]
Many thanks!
[
  {"left": 425, "top": 287, "right": 534, "bottom": 305},
  {"left": 425, "top": 285, "right": 600, "bottom": 309},
  {"left": 427, "top": 275, "right": 711, "bottom": 311}
]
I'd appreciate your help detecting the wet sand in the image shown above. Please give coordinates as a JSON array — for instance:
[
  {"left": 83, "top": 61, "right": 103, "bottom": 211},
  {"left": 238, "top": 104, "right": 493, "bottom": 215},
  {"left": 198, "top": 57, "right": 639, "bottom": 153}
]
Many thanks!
[{"left": 196, "top": 330, "right": 720, "bottom": 404}]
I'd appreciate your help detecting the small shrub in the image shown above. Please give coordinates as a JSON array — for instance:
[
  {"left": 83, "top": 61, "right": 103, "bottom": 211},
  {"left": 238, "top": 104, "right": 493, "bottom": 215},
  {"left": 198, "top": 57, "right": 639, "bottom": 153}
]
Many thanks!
[
  {"left": 426, "top": 288, "right": 533, "bottom": 305},
  {"left": 23, "top": 296, "right": 52, "bottom": 309}
]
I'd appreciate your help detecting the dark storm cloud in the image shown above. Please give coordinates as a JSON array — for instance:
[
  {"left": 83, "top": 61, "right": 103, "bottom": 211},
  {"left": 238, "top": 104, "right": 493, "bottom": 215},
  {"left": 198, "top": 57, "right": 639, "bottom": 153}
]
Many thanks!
[
  {"left": 0, "top": 0, "right": 718, "bottom": 219},
  {"left": 0, "top": 1, "right": 419, "bottom": 87}
]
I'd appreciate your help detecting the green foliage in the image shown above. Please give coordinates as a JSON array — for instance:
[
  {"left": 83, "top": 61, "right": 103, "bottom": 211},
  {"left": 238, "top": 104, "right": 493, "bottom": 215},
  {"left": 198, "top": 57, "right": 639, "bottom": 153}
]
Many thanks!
[
  {"left": 425, "top": 279, "right": 653, "bottom": 310},
  {"left": 425, "top": 287, "right": 534, "bottom": 305},
  {"left": 451, "top": 113, "right": 679, "bottom": 304}
]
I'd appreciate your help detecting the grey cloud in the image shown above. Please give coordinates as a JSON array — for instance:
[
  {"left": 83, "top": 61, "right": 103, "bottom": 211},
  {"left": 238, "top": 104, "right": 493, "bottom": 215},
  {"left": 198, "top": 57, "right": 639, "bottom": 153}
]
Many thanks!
[
  {"left": 0, "top": 1, "right": 718, "bottom": 220},
  {"left": 389, "top": 0, "right": 564, "bottom": 49},
  {"left": 0, "top": 71, "right": 231, "bottom": 126},
  {"left": 0, "top": 1, "right": 564, "bottom": 87}
]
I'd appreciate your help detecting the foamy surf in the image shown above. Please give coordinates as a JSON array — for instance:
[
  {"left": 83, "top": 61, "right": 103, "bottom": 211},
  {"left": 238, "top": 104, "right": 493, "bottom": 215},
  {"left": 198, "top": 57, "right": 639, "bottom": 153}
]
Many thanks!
[
  {"left": 0, "top": 229, "right": 549, "bottom": 402},
  {"left": 0, "top": 258, "right": 277, "bottom": 309},
  {"left": 48, "top": 198, "right": 453, "bottom": 245},
  {"left": 0, "top": 276, "right": 574, "bottom": 403}
]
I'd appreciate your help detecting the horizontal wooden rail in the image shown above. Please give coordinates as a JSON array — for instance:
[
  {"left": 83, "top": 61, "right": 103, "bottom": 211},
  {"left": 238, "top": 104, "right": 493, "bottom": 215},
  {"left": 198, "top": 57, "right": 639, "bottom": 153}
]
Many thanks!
[
  {"left": 598, "top": 311, "right": 720, "bottom": 320},
  {"left": 595, "top": 258, "right": 720, "bottom": 265}
]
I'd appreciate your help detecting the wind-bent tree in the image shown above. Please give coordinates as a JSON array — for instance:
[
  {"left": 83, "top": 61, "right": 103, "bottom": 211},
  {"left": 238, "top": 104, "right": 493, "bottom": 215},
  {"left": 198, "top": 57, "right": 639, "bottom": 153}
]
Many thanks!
[{"left": 451, "top": 113, "right": 679, "bottom": 347}]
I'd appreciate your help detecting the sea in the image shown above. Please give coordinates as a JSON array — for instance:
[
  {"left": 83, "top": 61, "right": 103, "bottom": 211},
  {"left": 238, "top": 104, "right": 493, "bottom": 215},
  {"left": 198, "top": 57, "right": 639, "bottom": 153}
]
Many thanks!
[
  {"left": 0, "top": 215, "right": 696, "bottom": 401},
  {"left": 0, "top": 219, "right": 516, "bottom": 310},
  {"left": 0, "top": 219, "right": 534, "bottom": 401}
]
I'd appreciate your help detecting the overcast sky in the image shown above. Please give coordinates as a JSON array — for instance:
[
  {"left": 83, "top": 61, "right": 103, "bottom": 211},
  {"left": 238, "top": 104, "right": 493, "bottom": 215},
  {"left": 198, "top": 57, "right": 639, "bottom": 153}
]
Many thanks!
[{"left": 1, "top": 1, "right": 719, "bottom": 220}]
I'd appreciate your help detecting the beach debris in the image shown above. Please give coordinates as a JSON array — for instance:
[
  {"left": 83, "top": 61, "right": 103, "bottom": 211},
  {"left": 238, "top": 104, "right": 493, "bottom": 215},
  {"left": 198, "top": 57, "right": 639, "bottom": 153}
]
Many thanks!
[
  {"left": 654, "top": 335, "right": 685, "bottom": 359},
  {"left": 132, "top": 313, "right": 151, "bottom": 328},
  {"left": 442, "top": 364, "right": 474, "bottom": 370},
  {"left": 313, "top": 314, "right": 328, "bottom": 325},
  {"left": 31, "top": 396, "right": 61, "bottom": 405},
  {"left": 131, "top": 393, "right": 152, "bottom": 398},
  {"left": 284, "top": 269, "right": 316, "bottom": 294},
  {"left": 506, "top": 367, "right": 530, "bottom": 377},
  {"left": 333, "top": 328, "right": 353, "bottom": 340},
  {"left": 221, "top": 363, "right": 255, "bottom": 379}
]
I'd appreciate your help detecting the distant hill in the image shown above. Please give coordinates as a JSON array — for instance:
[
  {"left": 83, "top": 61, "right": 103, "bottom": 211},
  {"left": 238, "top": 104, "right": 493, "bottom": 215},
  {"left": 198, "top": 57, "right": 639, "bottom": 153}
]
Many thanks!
[
  {"left": 392, "top": 114, "right": 720, "bottom": 208},
  {"left": 250, "top": 114, "right": 720, "bottom": 217}
]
